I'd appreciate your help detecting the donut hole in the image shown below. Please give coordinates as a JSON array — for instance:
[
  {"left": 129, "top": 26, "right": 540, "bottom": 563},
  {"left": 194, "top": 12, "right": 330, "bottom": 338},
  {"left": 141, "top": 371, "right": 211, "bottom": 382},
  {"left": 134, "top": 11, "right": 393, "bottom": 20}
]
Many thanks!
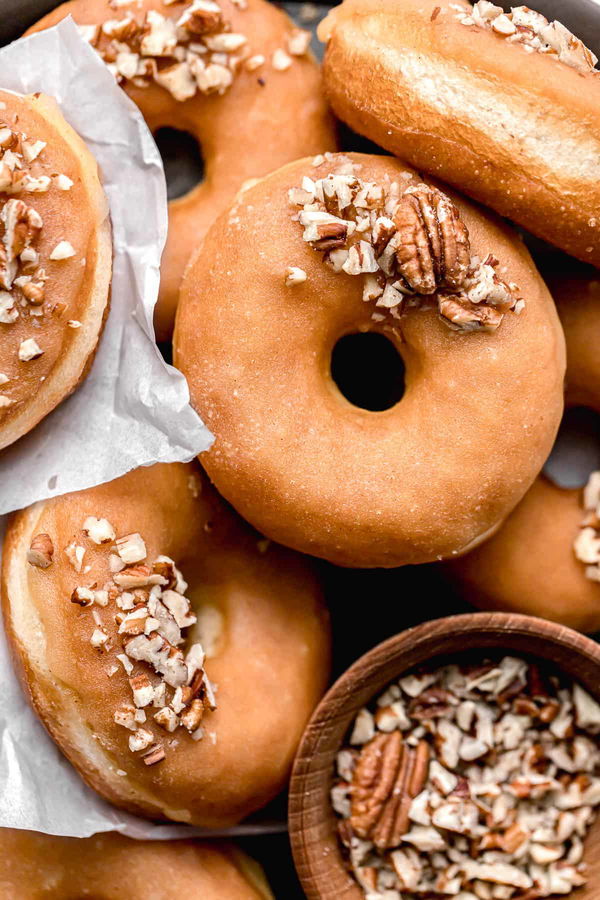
[
  {"left": 330, "top": 332, "right": 405, "bottom": 411},
  {"left": 544, "top": 406, "right": 600, "bottom": 489},
  {"left": 154, "top": 127, "right": 204, "bottom": 201}
]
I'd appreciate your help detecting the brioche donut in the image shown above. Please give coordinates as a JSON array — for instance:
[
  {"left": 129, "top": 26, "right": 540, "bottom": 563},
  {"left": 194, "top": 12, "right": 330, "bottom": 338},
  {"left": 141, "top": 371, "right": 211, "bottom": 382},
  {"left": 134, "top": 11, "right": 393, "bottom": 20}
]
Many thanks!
[
  {"left": 1, "top": 462, "right": 330, "bottom": 827},
  {"left": 28, "top": 0, "right": 336, "bottom": 341},
  {"left": 174, "top": 152, "right": 565, "bottom": 568},
  {"left": 318, "top": 0, "right": 600, "bottom": 268},
  {"left": 445, "top": 274, "right": 600, "bottom": 633},
  {"left": 0, "top": 90, "right": 111, "bottom": 451},
  {"left": 0, "top": 830, "right": 273, "bottom": 899}
]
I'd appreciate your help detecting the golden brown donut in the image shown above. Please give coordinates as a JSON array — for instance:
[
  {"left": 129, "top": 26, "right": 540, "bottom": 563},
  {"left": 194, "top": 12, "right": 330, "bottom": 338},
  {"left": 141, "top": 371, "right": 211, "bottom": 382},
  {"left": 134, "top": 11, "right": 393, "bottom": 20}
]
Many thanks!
[
  {"left": 1, "top": 462, "right": 330, "bottom": 827},
  {"left": 318, "top": 0, "right": 600, "bottom": 268},
  {"left": 0, "top": 90, "right": 111, "bottom": 451},
  {"left": 445, "top": 274, "right": 600, "bottom": 633},
  {"left": 174, "top": 151, "right": 565, "bottom": 568},
  {"left": 28, "top": 0, "right": 336, "bottom": 340},
  {"left": 0, "top": 830, "right": 273, "bottom": 899}
]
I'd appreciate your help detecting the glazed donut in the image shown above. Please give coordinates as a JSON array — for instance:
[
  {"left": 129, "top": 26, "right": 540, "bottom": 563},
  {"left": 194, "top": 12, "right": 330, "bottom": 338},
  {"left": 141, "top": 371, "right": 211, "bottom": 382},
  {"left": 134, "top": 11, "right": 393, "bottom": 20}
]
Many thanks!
[
  {"left": 445, "top": 273, "right": 600, "bottom": 633},
  {"left": 1, "top": 462, "right": 330, "bottom": 827},
  {"left": 174, "top": 151, "right": 565, "bottom": 568},
  {"left": 318, "top": 0, "right": 600, "bottom": 268},
  {"left": 0, "top": 90, "right": 111, "bottom": 451},
  {"left": 0, "top": 829, "right": 273, "bottom": 899},
  {"left": 28, "top": 0, "right": 336, "bottom": 340}
]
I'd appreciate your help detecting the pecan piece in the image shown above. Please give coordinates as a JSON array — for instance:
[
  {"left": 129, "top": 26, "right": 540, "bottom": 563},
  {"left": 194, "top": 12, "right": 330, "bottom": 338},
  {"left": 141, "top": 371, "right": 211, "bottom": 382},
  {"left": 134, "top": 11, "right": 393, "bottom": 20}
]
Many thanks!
[
  {"left": 314, "top": 221, "right": 349, "bottom": 251},
  {"left": 180, "top": 1, "right": 224, "bottom": 35},
  {"left": 350, "top": 732, "right": 430, "bottom": 850},
  {"left": 438, "top": 294, "right": 504, "bottom": 332},
  {"left": 393, "top": 184, "right": 470, "bottom": 294},
  {"left": 27, "top": 533, "right": 54, "bottom": 568}
]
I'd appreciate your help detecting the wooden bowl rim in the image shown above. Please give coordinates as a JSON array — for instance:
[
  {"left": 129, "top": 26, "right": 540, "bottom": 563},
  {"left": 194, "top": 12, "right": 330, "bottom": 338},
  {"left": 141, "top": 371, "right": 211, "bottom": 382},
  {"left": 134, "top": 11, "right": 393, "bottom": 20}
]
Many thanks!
[{"left": 289, "top": 611, "right": 600, "bottom": 900}]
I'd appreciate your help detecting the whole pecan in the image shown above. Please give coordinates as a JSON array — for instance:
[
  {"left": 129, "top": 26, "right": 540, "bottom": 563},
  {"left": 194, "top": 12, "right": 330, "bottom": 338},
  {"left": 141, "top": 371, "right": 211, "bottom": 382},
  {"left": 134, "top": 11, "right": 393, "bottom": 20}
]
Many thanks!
[
  {"left": 393, "top": 184, "right": 471, "bottom": 295},
  {"left": 350, "top": 732, "right": 430, "bottom": 850}
]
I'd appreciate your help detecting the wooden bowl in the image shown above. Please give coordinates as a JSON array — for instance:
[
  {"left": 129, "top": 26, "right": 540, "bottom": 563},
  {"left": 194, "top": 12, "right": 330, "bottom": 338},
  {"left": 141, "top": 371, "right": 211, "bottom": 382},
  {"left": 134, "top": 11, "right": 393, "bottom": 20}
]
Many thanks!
[{"left": 289, "top": 612, "right": 600, "bottom": 900}]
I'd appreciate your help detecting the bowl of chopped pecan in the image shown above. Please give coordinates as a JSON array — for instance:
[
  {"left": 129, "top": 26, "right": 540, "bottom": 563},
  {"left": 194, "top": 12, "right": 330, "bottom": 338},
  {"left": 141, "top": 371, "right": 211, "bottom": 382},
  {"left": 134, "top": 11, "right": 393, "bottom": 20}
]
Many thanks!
[{"left": 289, "top": 612, "right": 600, "bottom": 900}]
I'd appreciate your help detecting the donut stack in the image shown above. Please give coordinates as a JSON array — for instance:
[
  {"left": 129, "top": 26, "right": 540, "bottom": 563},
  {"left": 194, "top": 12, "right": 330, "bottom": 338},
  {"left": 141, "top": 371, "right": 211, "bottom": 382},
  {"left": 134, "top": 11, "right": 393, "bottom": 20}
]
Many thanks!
[{"left": 2, "top": 0, "right": 600, "bottom": 896}]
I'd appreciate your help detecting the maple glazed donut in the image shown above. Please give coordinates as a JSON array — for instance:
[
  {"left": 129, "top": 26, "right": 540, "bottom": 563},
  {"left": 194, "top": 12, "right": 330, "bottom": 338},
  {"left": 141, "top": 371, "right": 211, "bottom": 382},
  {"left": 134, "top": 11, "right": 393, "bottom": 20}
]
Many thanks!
[
  {"left": 445, "top": 273, "right": 600, "bottom": 633},
  {"left": 0, "top": 90, "right": 111, "bottom": 451},
  {"left": 174, "top": 152, "right": 565, "bottom": 568},
  {"left": 0, "top": 830, "right": 273, "bottom": 899},
  {"left": 1, "top": 462, "right": 330, "bottom": 827},
  {"left": 319, "top": 0, "right": 600, "bottom": 268},
  {"left": 28, "top": 0, "right": 336, "bottom": 341}
]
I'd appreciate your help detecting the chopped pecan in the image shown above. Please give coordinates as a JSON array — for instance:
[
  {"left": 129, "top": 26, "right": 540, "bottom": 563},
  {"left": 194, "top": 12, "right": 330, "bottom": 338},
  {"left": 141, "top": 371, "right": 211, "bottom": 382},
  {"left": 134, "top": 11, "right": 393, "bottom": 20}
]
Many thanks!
[
  {"left": 409, "top": 688, "right": 456, "bottom": 720},
  {"left": 438, "top": 294, "right": 504, "bottom": 332},
  {"left": 314, "top": 221, "right": 349, "bottom": 251},
  {"left": 141, "top": 743, "right": 165, "bottom": 766},
  {"left": 180, "top": 0, "right": 224, "bottom": 35},
  {"left": 393, "top": 184, "right": 470, "bottom": 295},
  {"left": 27, "top": 533, "right": 53, "bottom": 568}
]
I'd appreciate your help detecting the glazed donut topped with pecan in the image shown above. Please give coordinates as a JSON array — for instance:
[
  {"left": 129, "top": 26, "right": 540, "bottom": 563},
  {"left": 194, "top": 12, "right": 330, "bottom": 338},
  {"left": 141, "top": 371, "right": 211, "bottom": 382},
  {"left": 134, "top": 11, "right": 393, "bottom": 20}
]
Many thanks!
[
  {"left": 2, "top": 462, "right": 330, "bottom": 826},
  {"left": 175, "top": 152, "right": 565, "bottom": 568},
  {"left": 319, "top": 0, "right": 600, "bottom": 269},
  {"left": 28, "top": 0, "right": 336, "bottom": 339},
  {"left": 0, "top": 90, "right": 111, "bottom": 450}
]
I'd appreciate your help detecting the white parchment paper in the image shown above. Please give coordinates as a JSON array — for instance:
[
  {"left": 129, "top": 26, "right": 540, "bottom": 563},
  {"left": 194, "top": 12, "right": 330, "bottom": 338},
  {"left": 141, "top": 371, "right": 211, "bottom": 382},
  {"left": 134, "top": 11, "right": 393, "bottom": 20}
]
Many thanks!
[
  {"left": 0, "top": 18, "right": 213, "bottom": 515},
  {"left": 0, "top": 22, "right": 285, "bottom": 840}
]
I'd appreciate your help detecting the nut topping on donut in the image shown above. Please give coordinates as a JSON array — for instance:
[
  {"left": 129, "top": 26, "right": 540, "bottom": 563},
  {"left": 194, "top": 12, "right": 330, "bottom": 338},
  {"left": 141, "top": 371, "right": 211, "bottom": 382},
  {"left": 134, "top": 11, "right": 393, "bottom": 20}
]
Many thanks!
[
  {"left": 290, "top": 165, "right": 521, "bottom": 332},
  {"left": 27, "top": 533, "right": 54, "bottom": 568},
  {"left": 77, "top": 1, "right": 311, "bottom": 101},
  {"left": 393, "top": 184, "right": 471, "bottom": 294},
  {"left": 333, "top": 656, "right": 600, "bottom": 898},
  {"left": 40, "top": 518, "right": 218, "bottom": 765},
  {"left": 574, "top": 471, "right": 600, "bottom": 582},
  {"left": 456, "top": 4, "right": 599, "bottom": 76},
  {"left": 0, "top": 120, "right": 80, "bottom": 405}
]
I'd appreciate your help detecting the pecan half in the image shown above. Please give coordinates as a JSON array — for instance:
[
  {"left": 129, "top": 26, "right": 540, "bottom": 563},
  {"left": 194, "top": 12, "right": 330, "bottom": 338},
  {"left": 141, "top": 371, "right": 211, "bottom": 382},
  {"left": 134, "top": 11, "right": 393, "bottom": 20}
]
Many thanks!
[
  {"left": 350, "top": 732, "right": 430, "bottom": 850},
  {"left": 393, "top": 185, "right": 470, "bottom": 295}
]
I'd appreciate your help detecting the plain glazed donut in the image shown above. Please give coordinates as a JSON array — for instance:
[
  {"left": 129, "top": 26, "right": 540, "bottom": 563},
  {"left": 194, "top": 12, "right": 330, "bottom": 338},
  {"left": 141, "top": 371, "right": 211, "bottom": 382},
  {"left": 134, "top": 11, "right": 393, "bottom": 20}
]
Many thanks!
[
  {"left": 0, "top": 90, "right": 111, "bottom": 451},
  {"left": 445, "top": 273, "right": 600, "bottom": 633},
  {"left": 318, "top": 0, "right": 600, "bottom": 268},
  {"left": 0, "top": 830, "right": 273, "bottom": 898},
  {"left": 174, "top": 152, "right": 565, "bottom": 568},
  {"left": 1, "top": 462, "right": 330, "bottom": 827},
  {"left": 28, "top": 0, "right": 336, "bottom": 340}
]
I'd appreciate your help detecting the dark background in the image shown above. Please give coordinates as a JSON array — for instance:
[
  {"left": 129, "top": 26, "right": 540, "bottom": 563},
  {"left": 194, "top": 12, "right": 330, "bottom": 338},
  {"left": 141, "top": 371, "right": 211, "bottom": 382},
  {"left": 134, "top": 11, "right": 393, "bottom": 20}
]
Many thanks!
[{"left": 4, "top": 0, "right": 600, "bottom": 896}]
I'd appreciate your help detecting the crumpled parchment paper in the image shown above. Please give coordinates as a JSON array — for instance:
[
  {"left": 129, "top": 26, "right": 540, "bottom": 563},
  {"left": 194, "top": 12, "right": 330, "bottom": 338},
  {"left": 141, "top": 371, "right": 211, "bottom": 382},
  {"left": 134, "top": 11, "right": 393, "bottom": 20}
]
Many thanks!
[
  {"left": 0, "top": 21, "right": 283, "bottom": 840},
  {"left": 0, "top": 18, "right": 213, "bottom": 516}
]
